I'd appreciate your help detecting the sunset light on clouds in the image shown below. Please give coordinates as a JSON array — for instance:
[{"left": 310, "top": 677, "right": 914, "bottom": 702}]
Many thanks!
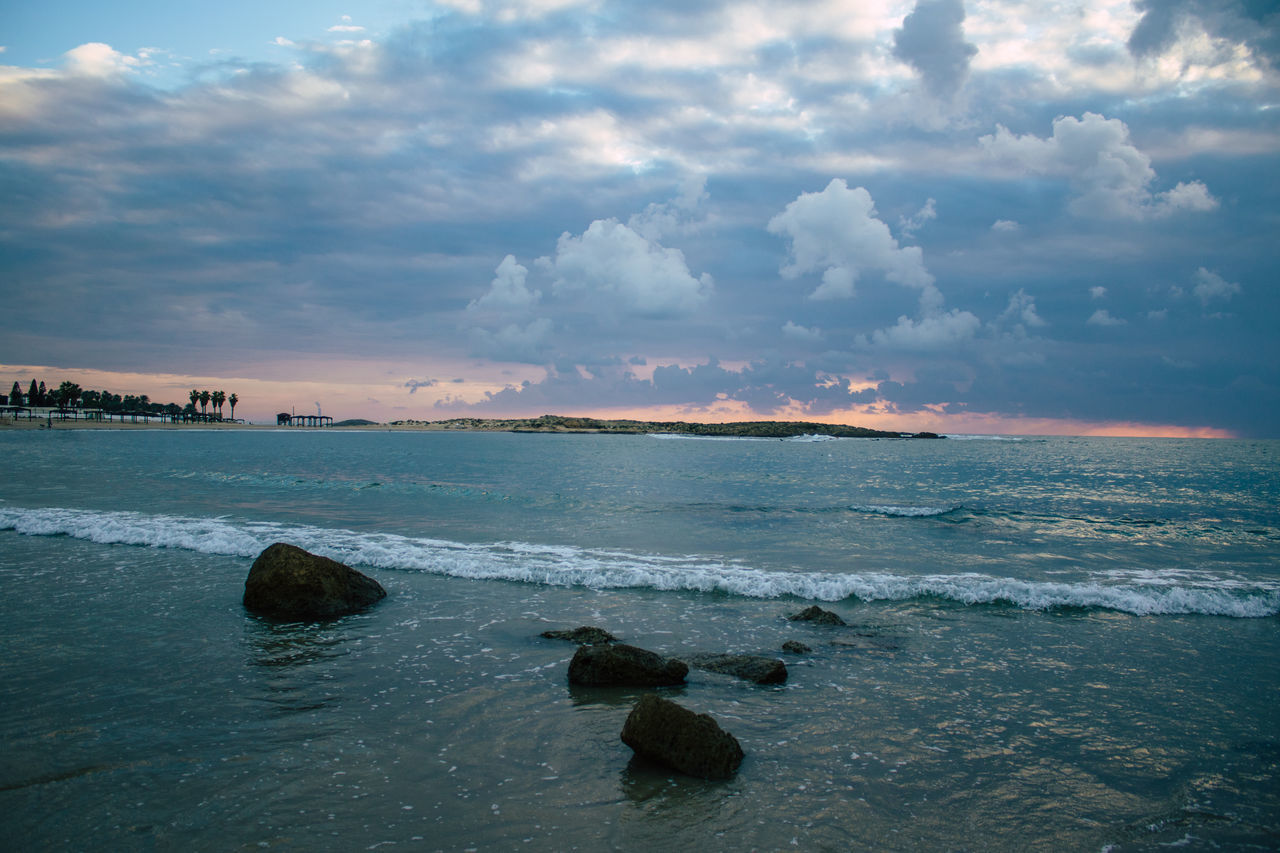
[{"left": 2, "top": 0, "right": 1277, "bottom": 436}]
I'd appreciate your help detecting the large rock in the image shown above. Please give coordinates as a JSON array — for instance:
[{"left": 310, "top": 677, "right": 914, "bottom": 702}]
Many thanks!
[
  {"left": 621, "top": 693, "right": 744, "bottom": 779},
  {"left": 243, "top": 542, "right": 386, "bottom": 620},
  {"left": 788, "top": 605, "right": 846, "bottom": 626},
  {"left": 567, "top": 643, "right": 687, "bottom": 687},
  {"left": 541, "top": 626, "right": 617, "bottom": 645},
  {"left": 687, "top": 653, "right": 788, "bottom": 685}
]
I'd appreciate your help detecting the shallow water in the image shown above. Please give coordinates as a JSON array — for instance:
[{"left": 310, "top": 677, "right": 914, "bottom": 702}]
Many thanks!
[{"left": 1, "top": 430, "right": 1277, "bottom": 850}]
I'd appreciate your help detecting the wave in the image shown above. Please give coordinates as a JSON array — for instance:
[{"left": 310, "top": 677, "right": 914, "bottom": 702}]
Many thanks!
[{"left": 2, "top": 506, "right": 1276, "bottom": 618}]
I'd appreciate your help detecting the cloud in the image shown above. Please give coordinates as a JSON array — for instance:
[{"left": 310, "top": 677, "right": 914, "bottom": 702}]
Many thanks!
[
  {"left": 892, "top": 0, "right": 979, "bottom": 99},
  {"left": 471, "top": 318, "right": 554, "bottom": 362},
  {"left": 981, "top": 113, "right": 1219, "bottom": 220},
  {"left": 899, "top": 198, "right": 937, "bottom": 238},
  {"left": 869, "top": 309, "right": 981, "bottom": 349},
  {"left": 781, "top": 320, "right": 822, "bottom": 342},
  {"left": 1090, "top": 286, "right": 1107, "bottom": 299},
  {"left": 1087, "top": 309, "right": 1126, "bottom": 326},
  {"left": 1128, "top": 0, "right": 1280, "bottom": 71},
  {"left": 993, "top": 289, "right": 1046, "bottom": 338},
  {"left": 404, "top": 379, "right": 439, "bottom": 394},
  {"left": 468, "top": 255, "right": 540, "bottom": 313},
  {"left": 991, "top": 219, "right": 1019, "bottom": 232},
  {"left": 543, "top": 218, "right": 713, "bottom": 319},
  {"left": 767, "top": 179, "right": 935, "bottom": 304},
  {"left": 63, "top": 43, "right": 144, "bottom": 78},
  {"left": 1193, "top": 267, "right": 1241, "bottom": 305}
]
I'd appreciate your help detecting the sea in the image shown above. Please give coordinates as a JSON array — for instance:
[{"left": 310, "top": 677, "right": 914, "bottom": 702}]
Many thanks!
[{"left": 1, "top": 428, "right": 1277, "bottom": 851}]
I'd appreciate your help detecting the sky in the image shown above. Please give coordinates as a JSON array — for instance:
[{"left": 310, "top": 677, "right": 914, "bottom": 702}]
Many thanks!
[{"left": 1, "top": 0, "right": 1277, "bottom": 435}]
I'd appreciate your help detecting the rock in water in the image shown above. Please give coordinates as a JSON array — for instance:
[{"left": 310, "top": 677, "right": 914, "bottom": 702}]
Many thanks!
[
  {"left": 787, "top": 605, "right": 847, "bottom": 626},
  {"left": 567, "top": 643, "right": 687, "bottom": 687},
  {"left": 243, "top": 542, "right": 386, "bottom": 620},
  {"left": 541, "top": 626, "right": 617, "bottom": 644},
  {"left": 687, "top": 653, "right": 788, "bottom": 685},
  {"left": 621, "top": 694, "right": 744, "bottom": 779},
  {"left": 782, "top": 640, "right": 812, "bottom": 654}
]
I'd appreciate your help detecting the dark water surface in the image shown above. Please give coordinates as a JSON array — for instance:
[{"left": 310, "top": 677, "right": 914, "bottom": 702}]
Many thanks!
[{"left": 1, "top": 430, "right": 1277, "bottom": 850}]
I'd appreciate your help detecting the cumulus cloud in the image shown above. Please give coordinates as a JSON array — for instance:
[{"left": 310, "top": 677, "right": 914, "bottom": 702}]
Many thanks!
[
  {"left": 64, "top": 43, "right": 144, "bottom": 78},
  {"left": 869, "top": 309, "right": 981, "bottom": 349},
  {"left": 542, "top": 219, "right": 713, "bottom": 318},
  {"left": 991, "top": 219, "right": 1019, "bottom": 232},
  {"left": 781, "top": 320, "right": 823, "bottom": 342},
  {"left": 768, "top": 179, "right": 935, "bottom": 304},
  {"left": 1193, "top": 267, "right": 1241, "bottom": 305},
  {"left": 892, "top": 0, "right": 978, "bottom": 99},
  {"left": 899, "top": 198, "right": 937, "bottom": 238},
  {"left": 1087, "top": 309, "right": 1127, "bottom": 326},
  {"left": 471, "top": 317, "right": 554, "bottom": 362},
  {"left": 994, "top": 289, "right": 1047, "bottom": 337},
  {"left": 1128, "top": 0, "right": 1280, "bottom": 71},
  {"left": 468, "top": 255, "right": 540, "bottom": 313},
  {"left": 1090, "top": 286, "right": 1107, "bottom": 299},
  {"left": 981, "top": 113, "right": 1218, "bottom": 220}
]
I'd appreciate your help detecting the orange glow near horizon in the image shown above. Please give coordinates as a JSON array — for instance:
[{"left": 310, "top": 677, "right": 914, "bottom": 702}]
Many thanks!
[{"left": 0, "top": 363, "right": 1240, "bottom": 439}]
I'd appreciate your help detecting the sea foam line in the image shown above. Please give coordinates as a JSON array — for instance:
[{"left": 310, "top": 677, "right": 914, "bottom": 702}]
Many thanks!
[{"left": 1, "top": 506, "right": 1276, "bottom": 618}]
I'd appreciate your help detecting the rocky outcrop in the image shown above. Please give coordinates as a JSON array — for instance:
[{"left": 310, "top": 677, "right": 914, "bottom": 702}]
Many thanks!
[
  {"left": 687, "top": 653, "right": 787, "bottom": 685},
  {"left": 243, "top": 542, "right": 386, "bottom": 621},
  {"left": 788, "top": 605, "right": 846, "bottom": 626},
  {"left": 567, "top": 643, "right": 687, "bottom": 687},
  {"left": 621, "top": 693, "right": 744, "bottom": 779},
  {"left": 781, "top": 640, "right": 812, "bottom": 654},
  {"left": 541, "top": 626, "right": 617, "bottom": 644}
]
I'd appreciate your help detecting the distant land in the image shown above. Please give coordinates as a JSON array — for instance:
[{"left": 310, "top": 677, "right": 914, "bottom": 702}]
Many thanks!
[{"left": 385, "top": 414, "right": 941, "bottom": 439}]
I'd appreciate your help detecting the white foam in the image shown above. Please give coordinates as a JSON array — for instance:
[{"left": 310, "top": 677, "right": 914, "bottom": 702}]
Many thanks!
[{"left": 2, "top": 505, "right": 1276, "bottom": 618}]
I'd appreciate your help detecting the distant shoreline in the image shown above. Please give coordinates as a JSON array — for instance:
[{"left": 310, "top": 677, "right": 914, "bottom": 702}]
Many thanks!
[{"left": 1, "top": 413, "right": 938, "bottom": 438}]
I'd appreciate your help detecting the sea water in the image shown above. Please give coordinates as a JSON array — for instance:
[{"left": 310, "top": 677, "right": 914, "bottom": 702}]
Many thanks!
[{"left": 0, "top": 429, "right": 1276, "bottom": 851}]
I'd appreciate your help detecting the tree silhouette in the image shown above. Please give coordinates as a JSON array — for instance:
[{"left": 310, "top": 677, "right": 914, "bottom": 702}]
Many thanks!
[
  {"left": 56, "top": 381, "right": 82, "bottom": 408},
  {"left": 212, "top": 390, "right": 226, "bottom": 419},
  {"left": 228, "top": 393, "right": 239, "bottom": 421},
  {"left": 189, "top": 389, "right": 199, "bottom": 414},
  {"left": 29, "top": 380, "right": 39, "bottom": 407},
  {"left": 199, "top": 390, "right": 211, "bottom": 416},
  {"left": 9, "top": 381, "right": 21, "bottom": 406}
]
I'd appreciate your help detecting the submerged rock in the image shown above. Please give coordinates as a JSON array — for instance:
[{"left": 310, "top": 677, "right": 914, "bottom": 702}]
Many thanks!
[
  {"left": 243, "top": 542, "right": 386, "bottom": 621},
  {"left": 567, "top": 643, "right": 687, "bottom": 687},
  {"left": 687, "top": 653, "right": 787, "bottom": 685},
  {"left": 781, "top": 640, "right": 812, "bottom": 654},
  {"left": 541, "top": 626, "right": 617, "bottom": 645},
  {"left": 621, "top": 693, "right": 744, "bottom": 779},
  {"left": 787, "top": 605, "right": 847, "bottom": 626}
]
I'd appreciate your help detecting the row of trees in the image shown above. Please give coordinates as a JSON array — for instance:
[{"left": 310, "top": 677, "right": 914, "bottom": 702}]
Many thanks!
[{"left": 4, "top": 379, "right": 239, "bottom": 421}]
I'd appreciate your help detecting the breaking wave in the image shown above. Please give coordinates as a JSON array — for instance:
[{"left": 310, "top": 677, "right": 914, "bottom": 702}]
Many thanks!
[{"left": 2, "top": 505, "right": 1276, "bottom": 618}]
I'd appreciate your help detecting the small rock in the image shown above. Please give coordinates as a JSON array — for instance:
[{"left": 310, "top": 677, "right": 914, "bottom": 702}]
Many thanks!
[
  {"left": 567, "top": 643, "right": 688, "bottom": 687},
  {"left": 621, "top": 693, "right": 744, "bottom": 779},
  {"left": 787, "top": 605, "right": 846, "bottom": 626},
  {"left": 687, "top": 653, "right": 787, "bottom": 685},
  {"left": 243, "top": 542, "right": 386, "bottom": 621},
  {"left": 782, "top": 640, "right": 812, "bottom": 654},
  {"left": 540, "top": 626, "right": 617, "bottom": 644}
]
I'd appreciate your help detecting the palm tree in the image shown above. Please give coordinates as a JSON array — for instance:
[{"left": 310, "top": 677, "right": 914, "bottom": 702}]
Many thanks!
[
  {"left": 228, "top": 393, "right": 239, "bottom": 421},
  {"left": 199, "top": 390, "right": 211, "bottom": 416},
  {"left": 212, "top": 390, "right": 225, "bottom": 419},
  {"left": 189, "top": 389, "right": 199, "bottom": 411}
]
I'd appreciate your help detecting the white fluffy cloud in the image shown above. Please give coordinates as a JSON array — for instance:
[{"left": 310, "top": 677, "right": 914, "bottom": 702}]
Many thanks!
[
  {"left": 981, "top": 112, "right": 1218, "bottom": 220},
  {"left": 543, "top": 218, "right": 713, "bottom": 318},
  {"left": 870, "top": 309, "right": 981, "bottom": 349},
  {"left": 1193, "top": 267, "right": 1241, "bottom": 305},
  {"left": 768, "top": 179, "right": 936, "bottom": 304},
  {"left": 468, "top": 255, "right": 540, "bottom": 313},
  {"left": 1088, "top": 308, "right": 1127, "bottom": 326}
]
